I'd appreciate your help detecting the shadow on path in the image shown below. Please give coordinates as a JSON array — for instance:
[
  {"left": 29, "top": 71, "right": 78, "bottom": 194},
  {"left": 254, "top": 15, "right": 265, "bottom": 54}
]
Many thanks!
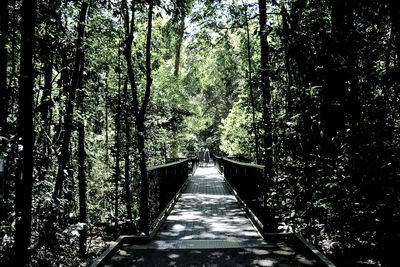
[{"left": 105, "top": 166, "right": 321, "bottom": 266}]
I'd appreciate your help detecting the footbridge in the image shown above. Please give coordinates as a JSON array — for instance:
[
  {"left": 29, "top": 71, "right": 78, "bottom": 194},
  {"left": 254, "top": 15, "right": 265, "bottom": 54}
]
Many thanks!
[{"left": 91, "top": 158, "right": 335, "bottom": 267}]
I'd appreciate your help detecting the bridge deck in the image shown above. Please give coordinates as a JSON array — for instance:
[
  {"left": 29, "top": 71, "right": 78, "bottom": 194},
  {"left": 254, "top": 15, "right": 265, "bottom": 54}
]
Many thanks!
[{"left": 105, "top": 166, "right": 321, "bottom": 266}]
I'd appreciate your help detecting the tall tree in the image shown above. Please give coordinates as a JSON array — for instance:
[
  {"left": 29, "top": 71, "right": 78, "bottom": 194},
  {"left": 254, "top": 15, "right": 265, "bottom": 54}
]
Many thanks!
[
  {"left": 122, "top": 0, "right": 153, "bottom": 234},
  {"left": 14, "top": 0, "right": 37, "bottom": 264},
  {"left": 77, "top": 63, "right": 87, "bottom": 259},
  {"left": 243, "top": 1, "right": 260, "bottom": 163},
  {"left": 114, "top": 81, "right": 121, "bottom": 237},
  {"left": 170, "top": 0, "right": 190, "bottom": 158},
  {"left": 36, "top": 0, "right": 61, "bottom": 159},
  {"left": 173, "top": 0, "right": 187, "bottom": 78},
  {"left": 53, "top": 0, "right": 89, "bottom": 200},
  {"left": 320, "top": 0, "right": 347, "bottom": 157},
  {"left": 390, "top": 0, "right": 400, "bottom": 107},
  {"left": 0, "top": 0, "right": 9, "bottom": 147},
  {"left": 123, "top": 79, "right": 133, "bottom": 227},
  {"left": 258, "top": 0, "right": 274, "bottom": 231},
  {"left": 137, "top": 0, "right": 154, "bottom": 235}
]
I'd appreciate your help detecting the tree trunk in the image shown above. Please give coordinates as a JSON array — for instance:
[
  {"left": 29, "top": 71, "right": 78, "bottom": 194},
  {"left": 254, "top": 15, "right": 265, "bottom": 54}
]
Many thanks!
[
  {"left": 243, "top": 1, "right": 260, "bottom": 164},
  {"left": 379, "top": 1, "right": 400, "bottom": 264},
  {"left": 39, "top": 54, "right": 53, "bottom": 157},
  {"left": 0, "top": 0, "right": 9, "bottom": 215},
  {"left": 390, "top": 0, "right": 400, "bottom": 109},
  {"left": 258, "top": 0, "right": 274, "bottom": 231},
  {"left": 171, "top": 10, "right": 186, "bottom": 158},
  {"left": 53, "top": 0, "right": 89, "bottom": 201},
  {"left": 279, "top": 4, "right": 293, "bottom": 116},
  {"left": 8, "top": 0, "right": 17, "bottom": 97},
  {"left": 14, "top": 0, "right": 36, "bottom": 264},
  {"left": 76, "top": 64, "right": 87, "bottom": 259},
  {"left": 320, "top": 0, "right": 346, "bottom": 157},
  {"left": 0, "top": 0, "right": 9, "bottom": 149},
  {"left": 345, "top": 2, "right": 360, "bottom": 129},
  {"left": 137, "top": 0, "right": 153, "bottom": 235},
  {"left": 174, "top": 13, "right": 185, "bottom": 78},
  {"left": 105, "top": 77, "right": 109, "bottom": 166},
  {"left": 114, "top": 83, "right": 121, "bottom": 237},
  {"left": 122, "top": 0, "right": 139, "bottom": 117},
  {"left": 122, "top": 0, "right": 153, "bottom": 235},
  {"left": 123, "top": 79, "right": 133, "bottom": 227}
]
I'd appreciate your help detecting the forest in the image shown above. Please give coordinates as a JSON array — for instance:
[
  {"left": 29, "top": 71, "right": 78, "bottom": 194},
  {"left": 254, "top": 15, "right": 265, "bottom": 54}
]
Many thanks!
[{"left": 0, "top": 0, "right": 399, "bottom": 266}]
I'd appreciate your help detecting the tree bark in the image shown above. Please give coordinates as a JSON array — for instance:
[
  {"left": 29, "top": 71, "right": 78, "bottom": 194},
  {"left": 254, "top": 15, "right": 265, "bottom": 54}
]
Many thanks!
[
  {"left": 390, "top": 0, "right": 400, "bottom": 108},
  {"left": 279, "top": 4, "right": 293, "bottom": 115},
  {"left": 137, "top": 0, "right": 153, "bottom": 235},
  {"left": 123, "top": 79, "right": 133, "bottom": 226},
  {"left": 14, "top": 0, "right": 36, "bottom": 264},
  {"left": 114, "top": 82, "right": 122, "bottom": 237},
  {"left": 170, "top": 8, "right": 186, "bottom": 158},
  {"left": 243, "top": 1, "right": 260, "bottom": 164},
  {"left": 320, "top": 0, "right": 347, "bottom": 157},
  {"left": 53, "top": 0, "right": 89, "bottom": 201},
  {"left": 76, "top": 62, "right": 87, "bottom": 259},
  {"left": 174, "top": 14, "right": 185, "bottom": 78},
  {"left": 105, "top": 77, "right": 109, "bottom": 166},
  {"left": 122, "top": 0, "right": 153, "bottom": 235},
  {"left": 258, "top": 0, "right": 274, "bottom": 231},
  {"left": 0, "top": 0, "right": 9, "bottom": 148},
  {"left": 122, "top": 0, "right": 139, "bottom": 116},
  {"left": 39, "top": 54, "right": 53, "bottom": 157}
]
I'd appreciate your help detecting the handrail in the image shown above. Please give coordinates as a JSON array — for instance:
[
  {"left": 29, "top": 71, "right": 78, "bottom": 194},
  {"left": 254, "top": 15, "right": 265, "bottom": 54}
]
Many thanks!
[
  {"left": 148, "top": 158, "right": 189, "bottom": 171},
  {"left": 90, "top": 157, "right": 197, "bottom": 266},
  {"left": 213, "top": 155, "right": 335, "bottom": 267},
  {"left": 214, "top": 156, "right": 265, "bottom": 224},
  {"left": 147, "top": 157, "right": 197, "bottom": 229},
  {"left": 223, "top": 157, "right": 264, "bottom": 169}
]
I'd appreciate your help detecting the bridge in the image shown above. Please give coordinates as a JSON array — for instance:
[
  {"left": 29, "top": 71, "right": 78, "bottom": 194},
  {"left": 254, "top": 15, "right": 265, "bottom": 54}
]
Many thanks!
[{"left": 91, "top": 158, "right": 335, "bottom": 266}]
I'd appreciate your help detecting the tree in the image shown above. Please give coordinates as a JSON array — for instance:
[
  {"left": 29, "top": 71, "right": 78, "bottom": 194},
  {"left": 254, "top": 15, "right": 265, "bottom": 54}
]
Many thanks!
[
  {"left": 258, "top": 0, "right": 274, "bottom": 231},
  {"left": 0, "top": 0, "right": 9, "bottom": 149},
  {"left": 319, "top": 0, "right": 347, "bottom": 157},
  {"left": 53, "top": 0, "right": 89, "bottom": 201},
  {"left": 77, "top": 58, "right": 87, "bottom": 260},
  {"left": 14, "top": 0, "right": 37, "bottom": 264},
  {"left": 242, "top": 1, "right": 260, "bottom": 163},
  {"left": 123, "top": 79, "right": 133, "bottom": 228},
  {"left": 122, "top": 0, "right": 154, "bottom": 234},
  {"left": 114, "top": 77, "right": 122, "bottom": 237}
]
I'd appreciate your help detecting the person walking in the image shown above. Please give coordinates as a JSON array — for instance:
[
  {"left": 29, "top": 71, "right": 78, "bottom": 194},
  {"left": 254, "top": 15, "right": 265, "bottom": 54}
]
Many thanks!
[
  {"left": 198, "top": 148, "right": 204, "bottom": 167},
  {"left": 204, "top": 148, "right": 210, "bottom": 166}
]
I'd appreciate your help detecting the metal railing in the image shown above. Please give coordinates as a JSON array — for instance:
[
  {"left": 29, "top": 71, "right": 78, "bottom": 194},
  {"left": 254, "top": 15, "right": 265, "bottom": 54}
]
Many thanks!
[
  {"left": 91, "top": 157, "right": 198, "bottom": 266},
  {"left": 147, "top": 157, "right": 197, "bottom": 228},
  {"left": 213, "top": 156, "right": 265, "bottom": 226}
]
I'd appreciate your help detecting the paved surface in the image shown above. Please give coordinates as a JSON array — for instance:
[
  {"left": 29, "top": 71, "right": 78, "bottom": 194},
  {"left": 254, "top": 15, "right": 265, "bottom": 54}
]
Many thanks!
[
  {"left": 105, "top": 166, "right": 320, "bottom": 266},
  {"left": 154, "top": 166, "right": 262, "bottom": 242}
]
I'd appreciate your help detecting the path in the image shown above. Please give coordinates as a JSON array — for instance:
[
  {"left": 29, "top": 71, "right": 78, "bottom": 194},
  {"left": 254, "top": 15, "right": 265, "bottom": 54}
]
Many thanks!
[{"left": 105, "top": 166, "right": 320, "bottom": 266}]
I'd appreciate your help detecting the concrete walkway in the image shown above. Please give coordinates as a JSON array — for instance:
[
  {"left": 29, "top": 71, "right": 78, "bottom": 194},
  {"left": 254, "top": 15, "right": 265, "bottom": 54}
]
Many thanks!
[
  {"left": 105, "top": 166, "right": 320, "bottom": 266},
  {"left": 154, "top": 166, "right": 263, "bottom": 243}
]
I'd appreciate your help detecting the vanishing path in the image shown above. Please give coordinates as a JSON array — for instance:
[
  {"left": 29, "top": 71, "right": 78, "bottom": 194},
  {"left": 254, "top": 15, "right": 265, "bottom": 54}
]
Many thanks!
[{"left": 105, "top": 166, "right": 319, "bottom": 266}]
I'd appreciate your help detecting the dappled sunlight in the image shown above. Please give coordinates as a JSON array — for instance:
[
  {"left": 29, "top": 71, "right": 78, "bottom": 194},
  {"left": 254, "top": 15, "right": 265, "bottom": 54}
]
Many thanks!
[
  {"left": 250, "top": 259, "right": 276, "bottom": 266},
  {"left": 107, "top": 167, "right": 320, "bottom": 266},
  {"left": 110, "top": 246, "right": 318, "bottom": 266},
  {"left": 155, "top": 166, "right": 262, "bottom": 241}
]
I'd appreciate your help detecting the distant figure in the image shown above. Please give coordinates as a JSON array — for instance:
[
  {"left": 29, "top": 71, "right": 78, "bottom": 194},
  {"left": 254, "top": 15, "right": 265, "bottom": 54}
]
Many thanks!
[
  {"left": 204, "top": 148, "right": 210, "bottom": 166},
  {"left": 198, "top": 148, "right": 205, "bottom": 167}
]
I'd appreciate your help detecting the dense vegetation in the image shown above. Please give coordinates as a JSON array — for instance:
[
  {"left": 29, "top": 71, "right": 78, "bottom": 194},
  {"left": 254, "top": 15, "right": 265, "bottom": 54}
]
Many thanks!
[{"left": 0, "top": 0, "right": 398, "bottom": 266}]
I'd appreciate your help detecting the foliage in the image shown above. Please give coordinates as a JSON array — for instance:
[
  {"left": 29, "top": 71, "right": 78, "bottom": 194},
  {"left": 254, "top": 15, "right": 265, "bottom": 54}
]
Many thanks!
[
  {"left": 220, "top": 95, "right": 261, "bottom": 160},
  {"left": 0, "top": 0, "right": 399, "bottom": 266}
]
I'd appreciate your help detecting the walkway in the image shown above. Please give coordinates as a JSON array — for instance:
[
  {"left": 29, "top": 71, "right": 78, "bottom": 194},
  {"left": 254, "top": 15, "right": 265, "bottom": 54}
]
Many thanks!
[{"left": 105, "top": 166, "right": 320, "bottom": 266}]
